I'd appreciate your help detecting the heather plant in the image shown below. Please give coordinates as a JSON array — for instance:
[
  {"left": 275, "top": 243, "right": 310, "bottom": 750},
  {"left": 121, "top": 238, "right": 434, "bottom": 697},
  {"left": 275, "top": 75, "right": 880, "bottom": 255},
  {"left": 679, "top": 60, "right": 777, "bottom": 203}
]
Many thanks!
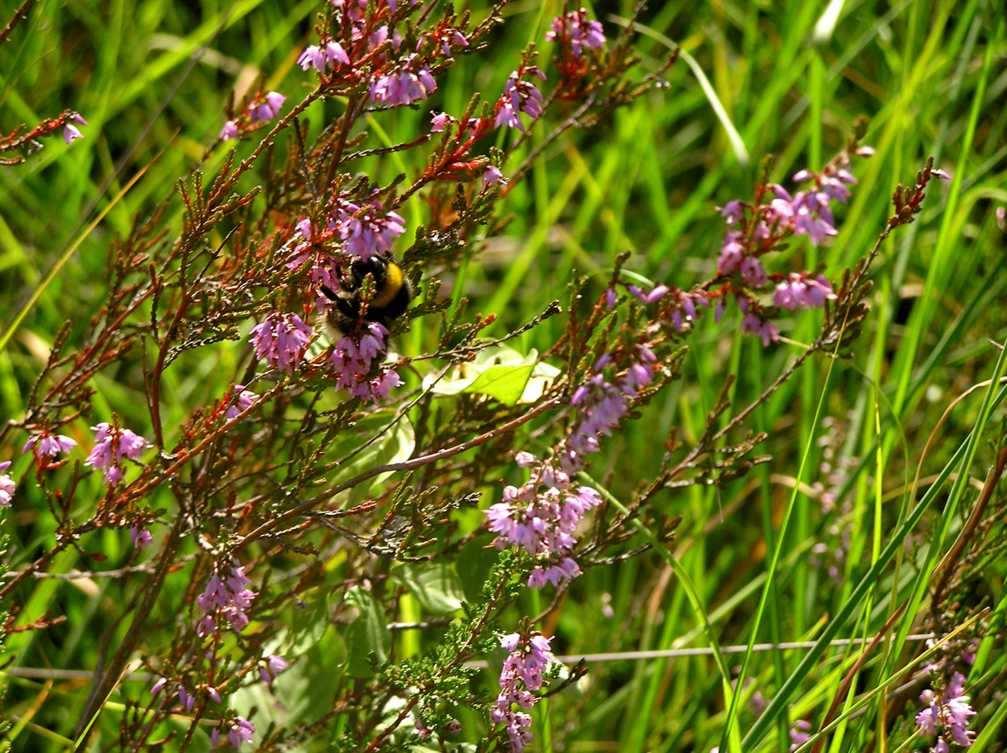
[{"left": 1, "top": 2, "right": 1006, "bottom": 753}]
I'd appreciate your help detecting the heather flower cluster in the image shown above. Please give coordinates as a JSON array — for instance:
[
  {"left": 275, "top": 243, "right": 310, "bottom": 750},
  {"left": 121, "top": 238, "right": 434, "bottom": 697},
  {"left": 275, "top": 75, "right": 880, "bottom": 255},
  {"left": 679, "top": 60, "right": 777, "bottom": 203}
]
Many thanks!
[
  {"left": 225, "top": 385, "right": 258, "bottom": 420},
  {"left": 329, "top": 322, "right": 402, "bottom": 401},
  {"left": 219, "top": 91, "right": 286, "bottom": 140},
  {"left": 195, "top": 565, "right": 257, "bottom": 637},
  {"left": 916, "top": 672, "right": 975, "bottom": 752},
  {"left": 211, "top": 718, "right": 255, "bottom": 749},
  {"left": 22, "top": 430, "right": 76, "bottom": 464},
  {"left": 84, "top": 423, "right": 149, "bottom": 485},
  {"left": 488, "top": 347, "right": 657, "bottom": 587},
  {"left": 249, "top": 91, "right": 286, "bottom": 123},
  {"left": 606, "top": 150, "right": 862, "bottom": 347},
  {"left": 708, "top": 150, "right": 872, "bottom": 344},
  {"left": 491, "top": 633, "right": 557, "bottom": 752},
  {"left": 546, "top": 8, "right": 606, "bottom": 58},
  {"left": 335, "top": 199, "right": 406, "bottom": 261},
  {"left": 774, "top": 273, "right": 834, "bottom": 309},
  {"left": 494, "top": 67, "right": 546, "bottom": 130},
  {"left": 564, "top": 348, "right": 656, "bottom": 467},
  {"left": 250, "top": 313, "right": 312, "bottom": 372},
  {"left": 63, "top": 112, "right": 87, "bottom": 144},
  {"left": 487, "top": 461, "right": 602, "bottom": 588},
  {"left": 297, "top": 40, "right": 350, "bottom": 72},
  {"left": 286, "top": 220, "right": 341, "bottom": 310},
  {"left": 370, "top": 55, "right": 438, "bottom": 107}
]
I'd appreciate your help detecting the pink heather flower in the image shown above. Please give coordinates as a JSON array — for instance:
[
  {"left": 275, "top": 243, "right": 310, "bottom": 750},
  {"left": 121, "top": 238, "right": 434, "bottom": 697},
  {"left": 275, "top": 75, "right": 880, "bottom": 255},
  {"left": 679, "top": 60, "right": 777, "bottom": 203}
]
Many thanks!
[
  {"left": 249, "top": 91, "right": 285, "bottom": 122},
  {"left": 719, "top": 199, "right": 744, "bottom": 224},
  {"left": 22, "top": 431, "right": 76, "bottom": 462},
  {"left": 298, "top": 45, "right": 326, "bottom": 71},
  {"left": 212, "top": 717, "right": 255, "bottom": 748},
  {"left": 491, "top": 633, "right": 556, "bottom": 752},
  {"left": 713, "top": 154, "right": 864, "bottom": 342},
  {"left": 150, "top": 677, "right": 167, "bottom": 696},
  {"left": 434, "top": 26, "right": 469, "bottom": 56},
  {"left": 295, "top": 217, "right": 313, "bottom": 240},
  {"left": 430, "top": 111, "right": 453, "bottom": 132},
  {"left": 335, "top": 200, "right": 406, "bottom": 260},
  {"left": 63, "top": 124, "right": 83, "bottom": 144},
  {"left": 130, "top": 526, "right": 153, "bottom": 547},
  {"left": 178, "top": 686, "right": 195, "bottom": 712},
  {"left": 0, "top": 461, "right": 14, "bottom": 507},
  {"left": 565, "top": 351, "right": 656, "bottom": 461},
  {"left": 528, "top": 558, "right": 581, "bottom": 588},
  {"left": 370, "top": 57, "right": 438, "bottom": 106},
  {"left": 229, "top": 718, "right": 255, "bottom": 747},
  {"left": 85, "top": 423, "right": 150, "bottom": 485},
  {"left": 250, "top": 313, "right": 312, "bottom": 371},
  {"left": 916, "top": 672, "right": 975, "bottom": 751},
  {"left": 287, "top": 217, "right": 324, "bottom": 271},
  {"left": 494, "top": 68, "right": 545, "bottom": 130},
  {"left": 329, "top": 323, "right": 401, "bottom": 401},
  {"left": 788, "top": 719, "right": 811, "bottom": 751},
  {"left": 219, "top": 120, "right": 239, "bottom": 140},
  {"left": 323, "top": 40, "right": 350, "bottom": 66},
  {"left": 742, "top": 311, "right": 780, "bottom": 347},
  {"left": 288, "top": 219, "right": 344, "bottom": 312},
  {"left": 773, "top": 274, "right": 834, "bottom": 310},
  {"left": 259, "top": 654, "right": 289, "bottom": 685},
  {"left": 308, "top": 260, "right": 341, "bottom": 311},
  {"left": 717, "top": 235, "right": 744, "bottom": 275},
  {"left": 666, "top": 289, "right": 709, "bottom": 332},
  {"left": 62, "top": 113, "right": 86, "bottom": 144},
  {"left": 483, "top": 166, "right": 506, "bottom": 187},
  {"left": 628, "top": 284, "right": 669, "bottom": 304},
  {"left": 298, "top": 41, "right": 349, "bottom": 72},
  {"left": 196, "top": 565, "right": 257, "bottom": 637},
  {"left": 225, "top": 385, "right": 258, "bottom": 420},
  {"left": 739, "top": 255, "right": 767, "bottom": 287},
  {"left": 546, "top": 8, "right": 606, "bottom": 57},
  {"left": 514, "top": 451, "right": 537, "bottom": 467}
]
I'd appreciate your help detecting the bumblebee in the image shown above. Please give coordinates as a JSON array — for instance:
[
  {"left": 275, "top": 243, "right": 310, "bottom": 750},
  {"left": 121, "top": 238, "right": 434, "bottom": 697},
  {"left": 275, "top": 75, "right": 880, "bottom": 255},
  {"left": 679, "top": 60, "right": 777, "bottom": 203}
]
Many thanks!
[{"left": 321, "top": 256, "right": 412, "bottom": 327}]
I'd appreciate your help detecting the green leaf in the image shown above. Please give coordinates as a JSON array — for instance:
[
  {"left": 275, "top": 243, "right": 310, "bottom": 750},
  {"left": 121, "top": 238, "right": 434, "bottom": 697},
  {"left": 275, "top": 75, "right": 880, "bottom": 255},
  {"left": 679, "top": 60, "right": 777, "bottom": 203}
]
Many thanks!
[
  {"left": 345, "top": 586, "right": 390, "bottom": 678},
  {"left": 328, "top": 411, "right": 416, "bottom": 501},
  {"left": 422, "top": 346, "right": 558, "bottom": 406},
  {"left": 229, "top": 617, "right": 347, "bottom": 750},
  {"left": 393, "top": 563, "right": 465, "bottom": 615},
  {"left": 456, "top": 535, "right": 499, "bottom": 603}
]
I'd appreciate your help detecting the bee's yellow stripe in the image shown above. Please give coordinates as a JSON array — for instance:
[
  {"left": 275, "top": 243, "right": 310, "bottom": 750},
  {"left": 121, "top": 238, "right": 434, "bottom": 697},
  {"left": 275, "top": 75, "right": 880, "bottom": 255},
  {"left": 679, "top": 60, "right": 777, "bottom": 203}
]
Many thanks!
[{"left": 373, "top": 262, "right": 404, "bottom": 308}]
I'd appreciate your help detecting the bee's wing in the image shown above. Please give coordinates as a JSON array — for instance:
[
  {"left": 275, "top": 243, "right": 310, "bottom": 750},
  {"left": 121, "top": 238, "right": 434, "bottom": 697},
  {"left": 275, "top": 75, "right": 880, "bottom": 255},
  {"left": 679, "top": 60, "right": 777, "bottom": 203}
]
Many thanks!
[{"left": 306, "top": 312, "right": 341, "bottom": 360}]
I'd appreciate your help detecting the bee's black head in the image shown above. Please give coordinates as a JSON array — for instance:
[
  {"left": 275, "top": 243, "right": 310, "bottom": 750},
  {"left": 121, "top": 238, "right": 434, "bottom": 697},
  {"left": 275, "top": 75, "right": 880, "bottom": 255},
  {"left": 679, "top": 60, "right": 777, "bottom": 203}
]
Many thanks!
[{"left": 321, "top": 256, "right": 411, "bottom": 326}]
